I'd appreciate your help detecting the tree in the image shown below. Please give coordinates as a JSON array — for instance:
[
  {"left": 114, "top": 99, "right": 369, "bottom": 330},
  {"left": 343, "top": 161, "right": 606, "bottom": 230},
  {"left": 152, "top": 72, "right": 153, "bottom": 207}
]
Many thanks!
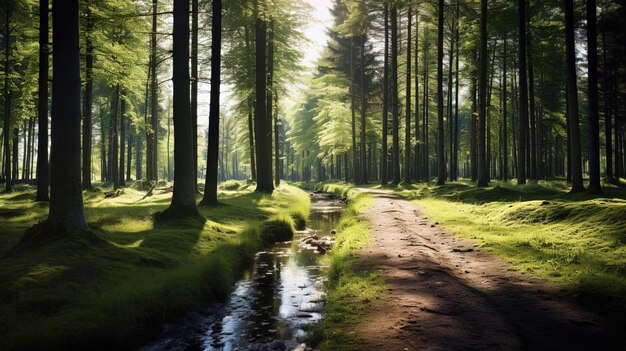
[
  {"left": 254, "top": 0, "right": 273, "bottom": 193},
  {"left": 381, "top": 4, "right": 389, "bottom": 185},
  {"left": 391, "top": 5, "right": 400, "bottom": 185},
  {"left": 157, "top": 0, "right": 202, "bottom": 221},
  {"left": 436, "top": 0, "right": 445, "bottom": 186},
  {"left": 35, "top": 0, "right": 49, "bottom": 201},
  {"left": 564, "top": 0, "right": 584, "bottom": 193},
  {"left": 586, "top": 0, "right": 602, "bottom": 193},
  {"left": 146, "top": 0, "right": 158, "bottom": 182},
  {"left": 477, "top": 0, "right": 488, "bottom": 187},
  {"left": 14, "top": 0, "right": 92, "bottom": 252},
  {"left": 404, "top": 5, "right": 412, "bottom": 183},
  {"left": 517, "top": 0, "right": 528, "bottom": 185},
  {"left": 201, "top": 0, "right": 222, "bottom": 207}
]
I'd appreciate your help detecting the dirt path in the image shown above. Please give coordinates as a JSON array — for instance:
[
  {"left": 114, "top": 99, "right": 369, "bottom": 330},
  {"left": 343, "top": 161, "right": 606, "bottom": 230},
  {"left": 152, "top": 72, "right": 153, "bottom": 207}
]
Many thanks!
[{"left": 353, "top": 188, "right": 607, "bottom": 351}]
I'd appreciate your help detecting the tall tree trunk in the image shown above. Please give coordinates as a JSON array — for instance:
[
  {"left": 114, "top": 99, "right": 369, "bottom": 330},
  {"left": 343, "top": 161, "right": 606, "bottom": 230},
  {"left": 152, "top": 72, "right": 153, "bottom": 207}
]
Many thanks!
[
  {"left": 381, "top": 4, "right": 389, "bottom": 185},
  {"left": 41, "top": 0, "right": 87, "bottom": 235},
  {"left": 564, "top": 0, "right": 584, "bottom": 192},
  {"left": 350, "top": 37, "right": 358, "bottom": 184},
  {"left": 447, "top": 16, "right": 454, "bottom": 182},
  {"left": 470, "top": 49, "right": 478, "bottom": 181},
  {"left": 527, "top": 6, "right": 537, "bottom": 180},
  {"left": 127, "top": 120, "right": 132, "bottom": 181},
  {"left": 274, "top": 96, "right": 280, "bottom": 186},
  {"left": 3, "top": 0, "right": 12, "bottom": 191},
  {"left": 119, "top": 92, "right": 126, "bottom": 187},
  {"left": 391, "top": 6, "right": 400, "bottom": 185},
  {"left": 360, "top": 35, "right": 368, "bottom": 184},
  {"left": 36, "top": 0, "right": 49, "bottom": 199},
  {"left": 254, "top": 0, "right": 273, "bottom": 193},
  {"left": 266, "top": 20, "right": 274, "bottom": 184},
  {"left": 147, "top": 0, "right": 158, "bottom": 182},
  {"left": 602, "top": 27, "right": 612, "bottom": 179},
  {"left": 586, "top": 0, "right": 602, "bottom": 193},
  {"left": 159, "top": 0, "right": 202, "bottom": 220},
  {"left": 477, "top": 0, "right": 488, "bottom": 187},
  {"left": 414, "top": 8, "right": 420, "bottom": 182},
  {"left": 422, "top": 28, "right": 429, "bottom": 182},
  {"left": 502, "top": 34, "right": 508, "bottom": 181},
  {"left": 517, "top": 0, "right": 528, "bottom": 185},
  {"left": 111, "top": 85, "right": 120, "bottom": 190},
  {"left": 201, "top": 0, "right": 222, "bottom": 206},
  {"left": 454, "top": 3, "right": 460, "bottom": 181},
  {"left": 191, "top": 0, "right": 199, "bottom": 190},
  {"left": 404, "top": 6, "right": 412, "bottom": 183},
  {"left": 436, "top": 0, "right": 445, "bottom": 186}
]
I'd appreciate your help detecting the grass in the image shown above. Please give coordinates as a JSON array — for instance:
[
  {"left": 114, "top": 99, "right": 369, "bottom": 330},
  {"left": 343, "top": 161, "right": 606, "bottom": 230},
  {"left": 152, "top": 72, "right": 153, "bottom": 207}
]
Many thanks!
[
  {"left": 310, "top": 185, "right": 385, "bottom": 351},
  {"left": 390, "top": 179, "right": 626, "bottom": 331},
  {"left": 0, "top": 182, "right": 310, "bottom": 351}
]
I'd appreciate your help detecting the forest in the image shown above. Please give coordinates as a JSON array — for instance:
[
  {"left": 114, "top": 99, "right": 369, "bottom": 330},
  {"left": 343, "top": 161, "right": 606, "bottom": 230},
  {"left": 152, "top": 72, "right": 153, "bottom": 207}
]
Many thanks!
[{"left": 0, "top": 0, "right": 625, "bottom": 350}]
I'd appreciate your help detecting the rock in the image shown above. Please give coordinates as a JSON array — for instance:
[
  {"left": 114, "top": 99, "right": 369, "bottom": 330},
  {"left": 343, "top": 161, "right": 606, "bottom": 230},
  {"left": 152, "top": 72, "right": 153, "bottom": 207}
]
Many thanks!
[{"left": 330, "top": 229, "right": 337, "bottom": 234}]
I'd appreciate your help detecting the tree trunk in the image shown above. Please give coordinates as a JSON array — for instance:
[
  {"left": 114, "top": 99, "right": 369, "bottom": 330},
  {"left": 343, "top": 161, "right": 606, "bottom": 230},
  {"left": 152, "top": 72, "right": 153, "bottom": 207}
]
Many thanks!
[
  {"left": 381, "top": 4, "right": 389, "bottom": 186},
  {"left": 447, "top": 14, "right": 454, "bottom": 182},
  {"left": 350, "top": 37, "right": 358, "bottom": 184},
  {"left": 3, "top": 0, "right": 12, "bottom": 191},
  {"left": 44, "top": 0, "right": 87, "bottom": 234},
  {"left": 517, "top": 0, "right": 528, "bottom": 185},
  {"left": 404, "top": 6, "right": 412, "bottom": 183},
  {"left": 436, "top": 0, "right": 445, "bottom": 186},
  {"left": 586, "top": 0, "right": 602, "bottom": 193},
  {"left": 36, "top": 0, "right": 49, "bottom": 199},
  {"left": 564, "top": 0, "right": 584, "bottom": 192},
  {"left": 274, "top": 96, "right": 280, "bottom": 186},
  {"left": 414, "top": 8, "right": 420, "bottom": 182},
  {"left": 602, "top": 27, "right": 612, "bottom": 179},
  {"left": 159, "top": 0, "right": 202, "bottom": 221},
  {"left": 422, "top": 28, "right": 430, "bottom": 182},
  {"left": 391, "top": 6, "right": 400, "bottom": 185},
  {"left": 266, "top": 19, "right": 275, "bottom": 185},
  {"left": 119, "top": 92, "right": 126, "bottom": 187},
  {"left": 111, "top": 85, "right": 120, "bottom": 190},
  {"left": 360, "top": 35, "right": 368, "bottom": 184},
  {"left": 147, "top": 0, "right": 158, "bottom": 182},
  {"left": 454, "top": 3, "right": 460, "bottom": 181},
  {"left": 527, "top": 6, "right": 537, "bottom": 180},
  {"left": 191, "top": 0, "right": 199, "bottom": 190},
  {"left": 502, "top": 34, "right": 508, "bottom": 181},
  {"left": 253, "top": 0, "right": 273, "bottom": 193},
  {"left": 202, "top": 0, "right": 222, "bottom": 205}
]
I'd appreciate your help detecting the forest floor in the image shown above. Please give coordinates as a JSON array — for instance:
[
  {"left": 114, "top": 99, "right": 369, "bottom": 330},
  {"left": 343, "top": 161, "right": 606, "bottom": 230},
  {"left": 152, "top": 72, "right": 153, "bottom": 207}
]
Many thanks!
[
  {"left": 0, "top": 181, "right": 310, "bottom": 351},
  {"left": 313, "top": 180, "right": 625, "bottom": 351}
]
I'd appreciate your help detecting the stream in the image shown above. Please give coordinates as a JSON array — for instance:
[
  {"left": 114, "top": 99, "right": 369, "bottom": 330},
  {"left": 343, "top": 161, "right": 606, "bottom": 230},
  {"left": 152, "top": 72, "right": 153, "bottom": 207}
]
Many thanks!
[{"left": 139, "top": 193, "right": 344, "bottom": 351}]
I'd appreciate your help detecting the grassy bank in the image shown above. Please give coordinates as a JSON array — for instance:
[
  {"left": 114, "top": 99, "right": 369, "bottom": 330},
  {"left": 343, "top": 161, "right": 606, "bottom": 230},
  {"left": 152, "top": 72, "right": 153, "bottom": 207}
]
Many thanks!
[
  {"left": 393, "top": 180, "right": 626, "bottom": 326},
  {"left": 310, "top": 184, "right": 385, "bottom": 351},
  {"left": 0, "top": 182, "right": 309, "bottom": 351}
]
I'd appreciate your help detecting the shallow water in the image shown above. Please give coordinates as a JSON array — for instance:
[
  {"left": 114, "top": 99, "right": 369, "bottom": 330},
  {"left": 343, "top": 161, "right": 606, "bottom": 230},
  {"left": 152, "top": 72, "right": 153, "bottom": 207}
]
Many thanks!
[{"left": 139, "top": 193, "right": 344, "bottom": 351}]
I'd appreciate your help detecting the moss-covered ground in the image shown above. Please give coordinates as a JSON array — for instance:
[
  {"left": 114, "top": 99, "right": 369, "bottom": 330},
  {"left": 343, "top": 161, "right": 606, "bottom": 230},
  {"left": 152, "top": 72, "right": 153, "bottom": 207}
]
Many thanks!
[
  {"left": 0, "top": 182, "right": 310, "bottom": 351},
  {"left": 308, "top": 183, "right": 386, "bottom": 351}
]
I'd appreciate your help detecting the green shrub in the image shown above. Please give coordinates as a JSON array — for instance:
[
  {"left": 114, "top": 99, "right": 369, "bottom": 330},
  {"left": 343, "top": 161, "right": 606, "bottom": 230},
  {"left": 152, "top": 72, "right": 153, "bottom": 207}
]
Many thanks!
[
  {"left": 219, "top": 180, "right": 241, "bottom": 191},
  {"left": 259, "top": 219, "right": 293, "bottom": 243},
  {"left": 130, "top": 179, "right": 153, "bottom": 191},
  {"left": 291, "top": 212, "right": 307, "bottom": 230}
]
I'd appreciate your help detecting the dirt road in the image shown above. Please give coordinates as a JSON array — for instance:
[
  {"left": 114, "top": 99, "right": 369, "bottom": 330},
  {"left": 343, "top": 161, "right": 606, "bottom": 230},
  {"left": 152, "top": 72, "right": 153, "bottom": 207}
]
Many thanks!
[{"left": 353, "top": 188, "right": 607, "bottom": 351}]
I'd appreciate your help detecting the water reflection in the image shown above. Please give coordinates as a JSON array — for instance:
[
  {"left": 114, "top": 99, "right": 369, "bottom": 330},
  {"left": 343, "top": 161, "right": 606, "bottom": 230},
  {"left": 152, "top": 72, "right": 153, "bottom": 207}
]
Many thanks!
[{"left": 139, "top": 194, "right": 344, "bottom": 351}]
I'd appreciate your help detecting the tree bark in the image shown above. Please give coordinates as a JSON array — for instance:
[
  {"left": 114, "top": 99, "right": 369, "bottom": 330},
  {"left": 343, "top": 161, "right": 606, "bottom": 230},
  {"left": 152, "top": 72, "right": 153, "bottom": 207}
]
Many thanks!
[
  {"left": 382, "top": 4, "right": 389, "bottom": 185},
  {"left": 436, "top": 0, "right": 445, "bottom": 186},
  {"left": 119, "top": 92, "right": 126, "bottom": 187},
  {"left": 202, "top": 0, "right": 222, "bottom": 206},
  {"left": 502, "top": 34, "right": 508, "bottom": 181},
  {"left": 36, "top": 0, "right": 49, "bottom": 200},
  {"left": 586, "top": 0, "right": 602, "bottom": 193},
  {"left": 391, "top": 6, "right": 400, "bottom": 185},
  {"left": 147, "top": 0, "right": 158, "bottom": 182},
  {"left": 404, "top": 6, "right": 412, "bottom": 183},
  {"left": 46, "top": 0, "right": 87, "bottom": 233},
  {"left": 564, "top": 0, "right": 584, "bottom": 192},
  {"left": 111, "top": 85, "right": 120, "bottom": 190},
  {"left": 360, "top": 35, "right": 368, "bottom": 184},
  {"left": 254, "top": 0, "right": 273, "bottom": 193},
  {"left": 3, "top": 0, "right": 13, "bottom": 191},
  {"left": 517, "top": 0, "right": 528, "bottom": 185},
  {"left": 159, "top": 0, "right": 202, "bottom": 221},
  {"left": 191, "top": 0, "right": 199, "bottom": 190}
]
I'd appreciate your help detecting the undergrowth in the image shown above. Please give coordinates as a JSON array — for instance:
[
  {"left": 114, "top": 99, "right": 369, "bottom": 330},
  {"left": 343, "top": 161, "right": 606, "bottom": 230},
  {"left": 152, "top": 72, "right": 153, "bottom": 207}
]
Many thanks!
[
  {"left": 310, "top": 188, "right": 385, "bottom": 351},
  {"left": 0, "top": 182, "right": 309, "bottom": 351}
]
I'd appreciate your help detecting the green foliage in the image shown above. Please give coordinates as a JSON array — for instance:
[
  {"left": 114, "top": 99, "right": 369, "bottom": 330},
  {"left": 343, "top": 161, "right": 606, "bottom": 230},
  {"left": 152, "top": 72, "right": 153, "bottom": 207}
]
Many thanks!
[{"left": 259, "top": 218, "right": 293, "bottom": 243}]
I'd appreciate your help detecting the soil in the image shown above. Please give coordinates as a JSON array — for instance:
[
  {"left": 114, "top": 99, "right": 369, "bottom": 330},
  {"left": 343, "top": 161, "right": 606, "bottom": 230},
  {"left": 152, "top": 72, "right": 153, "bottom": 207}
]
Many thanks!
[{"left": 352, "top": 188, "right": 609, "bottom": 351}]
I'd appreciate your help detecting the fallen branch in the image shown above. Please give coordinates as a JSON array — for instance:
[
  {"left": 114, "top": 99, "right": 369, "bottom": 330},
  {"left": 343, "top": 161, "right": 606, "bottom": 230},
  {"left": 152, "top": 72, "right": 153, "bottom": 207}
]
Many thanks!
[{"left": 140, "top": 184, "right": 156, "bottom": 201}]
